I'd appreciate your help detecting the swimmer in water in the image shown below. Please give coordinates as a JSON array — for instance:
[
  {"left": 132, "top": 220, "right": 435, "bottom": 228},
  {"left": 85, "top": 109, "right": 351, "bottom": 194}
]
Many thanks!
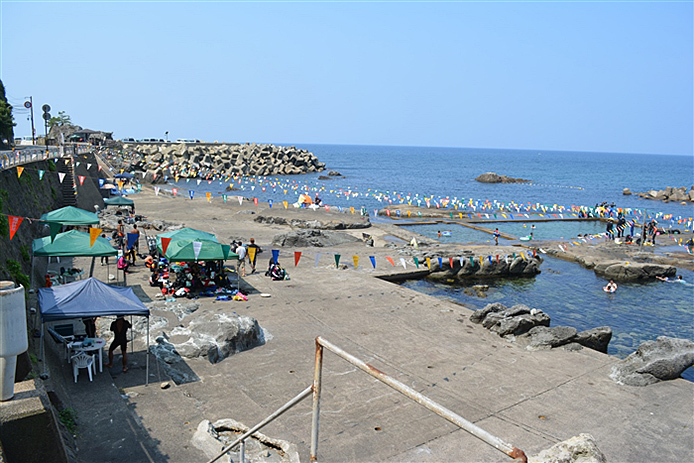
[{"left": 603, "top": 279, "right": 617, "bottom": 293}]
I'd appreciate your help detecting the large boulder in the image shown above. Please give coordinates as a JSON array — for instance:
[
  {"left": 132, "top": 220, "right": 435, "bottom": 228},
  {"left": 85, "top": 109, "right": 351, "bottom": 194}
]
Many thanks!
[
  {"left": 610, "top": 336, "right": 694, "bottom": 386},
  {"left": 574, "top": 326, "right": 612, "bottom": 353},
  {"left": 529, "top": 433, "right": 606, "bottom": 463},
  {"left": 170, "top": 312, "right": 262, "bottom": 363},
  {"left": 516, "top": 326, "right": 578, "bottom": 350},
  {"left": 593, "top": 261, "right": 676, "bottom": 282},
  {"left": 471, "top": 303, "right": 551, "bottom": 337}
]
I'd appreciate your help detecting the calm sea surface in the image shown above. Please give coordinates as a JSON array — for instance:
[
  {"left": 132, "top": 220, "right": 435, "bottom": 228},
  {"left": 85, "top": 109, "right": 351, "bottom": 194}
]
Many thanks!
[{"left": 173, "top": 144, "right": 694, "bottom": 380}]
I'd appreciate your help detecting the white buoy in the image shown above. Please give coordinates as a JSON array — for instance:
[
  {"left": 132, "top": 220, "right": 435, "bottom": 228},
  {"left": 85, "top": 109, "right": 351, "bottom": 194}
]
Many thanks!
[{"left": 0, "top": 281, "right": 28, "bottom": 401}]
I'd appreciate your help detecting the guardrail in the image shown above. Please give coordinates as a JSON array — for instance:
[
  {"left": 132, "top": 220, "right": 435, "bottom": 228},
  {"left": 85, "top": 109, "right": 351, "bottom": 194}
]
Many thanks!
[
  {"left": 0, "top": 144, "right": 92, "bottom": 171},
  {"left": 207, "top": 336, "right": 527, "bottom": 463}
]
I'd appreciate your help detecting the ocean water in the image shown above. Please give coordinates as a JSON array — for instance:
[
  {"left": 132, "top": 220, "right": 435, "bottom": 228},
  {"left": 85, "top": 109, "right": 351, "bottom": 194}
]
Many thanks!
[
  {"left": 172, "top": 144, "right": 694, "bottom": 380},
  {"left": 174, "top": 144, "right": 694, "bottom": 222}
]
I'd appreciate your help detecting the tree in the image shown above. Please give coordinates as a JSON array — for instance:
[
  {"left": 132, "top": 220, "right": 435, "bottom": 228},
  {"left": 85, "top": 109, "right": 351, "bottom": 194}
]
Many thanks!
[
  {"left": 48, "top": 111, "right": 72, "bottom": 128},
  {"left": 0, "top": 79, "right": 16, "bottom": 149}
]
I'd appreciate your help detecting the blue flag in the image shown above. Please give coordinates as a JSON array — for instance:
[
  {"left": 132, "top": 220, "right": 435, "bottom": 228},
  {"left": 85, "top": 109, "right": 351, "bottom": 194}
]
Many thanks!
[
  {"left": 126, "top": 233, "right": 138, "bottom": 250},
  {"left": 271, "top": 249, "right": 279, "bottom": 264},
  {"left": 369, "top": 256, "right": 376, "bottom": 268},
  {"left": 189, "top": 190, "right": 195, "bottom": 199}
]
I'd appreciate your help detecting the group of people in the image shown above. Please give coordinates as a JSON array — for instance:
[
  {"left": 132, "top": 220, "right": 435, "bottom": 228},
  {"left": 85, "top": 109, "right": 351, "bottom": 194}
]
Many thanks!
[{"left": 232, "top": 238, "right": 262, "bottom": 276}]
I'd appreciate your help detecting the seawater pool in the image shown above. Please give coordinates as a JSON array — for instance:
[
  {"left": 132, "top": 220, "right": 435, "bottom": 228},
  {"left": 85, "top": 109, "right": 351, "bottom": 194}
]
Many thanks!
[
  {"left": 403, "top": 219, "right": 614, "bottom": 243},
  {"left": 400, "top": 255, "right": 694, "bottom": 381}
]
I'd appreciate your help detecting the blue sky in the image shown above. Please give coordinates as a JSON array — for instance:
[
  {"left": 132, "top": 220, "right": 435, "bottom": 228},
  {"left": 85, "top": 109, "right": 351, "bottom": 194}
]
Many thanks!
[{"left": 1, "top": 1, "right": 692, "bottom": 155}]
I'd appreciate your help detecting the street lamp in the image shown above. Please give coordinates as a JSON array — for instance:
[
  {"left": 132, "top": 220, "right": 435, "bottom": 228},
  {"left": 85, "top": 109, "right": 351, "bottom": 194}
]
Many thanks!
[{"left": 165, "top": 131, "right": 169, "bottom": 142}]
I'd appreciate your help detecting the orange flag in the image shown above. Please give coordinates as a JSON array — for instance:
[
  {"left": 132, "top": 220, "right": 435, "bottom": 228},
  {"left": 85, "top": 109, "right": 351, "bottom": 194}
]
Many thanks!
[
  {"left": 89, "top": 228, "right": 102, "bottom": 247},
  {"left": 206, "top": 192, "right": 212, "bottom": 202},
  {"left": 161, "top": 237, "right": 172, "bottom": 255},
  {"left": 294, "top": 251, "right": 302, "bottom": 266},
  {"left": 386, "top": 256, "right": 395, "bottom": 266},
  {"left": 8, "top": 216, "right": 23, "bottom": 240},
  {"left": 16, "top": 166, "right": 24, "bottom": 178}
]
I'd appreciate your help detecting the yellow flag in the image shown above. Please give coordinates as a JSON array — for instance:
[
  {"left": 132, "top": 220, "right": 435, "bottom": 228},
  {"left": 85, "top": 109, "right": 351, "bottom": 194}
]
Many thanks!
[
  {"left": 353, "top": 255, "right": 359, "bottom": 269},
  {"left": 206, "top": 192, "right": 212, "bottom": 202},
  {"left": 121, "top": 169, "right": 124, "bottom": 174},
  {"left": 479, "top": 256, "right": 483, "bottom": 264},
  {"left": 16, "top": 166, "right": 23, "bottom": 178},
  {"left": 283, "top": 200, "right": 288, "bottom": 209},
  {"left": 118, "top": 180, "right": 123, "bottom": 191},
  {"left": 459, "top": 213, "right": 463, "bottom": 219},
  {"left": 426, "top": 257, "right": 431, "bottom": 269},
  {"left": 89, "top": 228, "right": 102, "bottom": 247}
]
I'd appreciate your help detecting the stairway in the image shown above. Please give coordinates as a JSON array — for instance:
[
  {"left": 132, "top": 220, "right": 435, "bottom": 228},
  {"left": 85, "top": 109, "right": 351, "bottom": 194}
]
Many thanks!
[{"left": 58, "top": 157, "right": 77, "bottom": 206}]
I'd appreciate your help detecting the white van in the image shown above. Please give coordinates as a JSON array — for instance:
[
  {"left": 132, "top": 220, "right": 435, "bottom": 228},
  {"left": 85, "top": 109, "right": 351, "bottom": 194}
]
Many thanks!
[
  {"left": 17, "top": 136, "right": 35, "bottom": 145},
  {"left": 176, "top": 139, "right": 201, "bottom": 144}
]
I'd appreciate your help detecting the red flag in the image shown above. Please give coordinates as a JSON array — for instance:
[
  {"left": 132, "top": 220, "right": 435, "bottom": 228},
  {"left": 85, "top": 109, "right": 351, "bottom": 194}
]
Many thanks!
[
  {"left": 98, "top": 165, "right": 103, "bottom": 172},
  {"left": 172, "top": 188, "right": 178, "bottom": 197},
  {"left": 386, "top": 256, "right": 395, "bottom": 266},
  {"left": 161, "top": 237, "right": 172, "bottom": 255},
  {"left": 449, "top": 257, "right": 453, "bottom": 269},
  {"left": 294, "top": 251, "right": 302, "bottom": 266},
  {"left": 8, "top": 216, "right": 23, "bottom": 240},
  {"left": 253, "top": 197, "right": 258, "bottom": 206},
  {"left": 78, "top": 175, "right": 85, "bottom": 185}
]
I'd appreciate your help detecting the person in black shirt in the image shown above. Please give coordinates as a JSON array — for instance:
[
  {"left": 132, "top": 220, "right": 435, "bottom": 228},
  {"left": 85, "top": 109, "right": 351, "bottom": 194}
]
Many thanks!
[{"left": 105, "top": 316, "right": 131, "bottom": 372}]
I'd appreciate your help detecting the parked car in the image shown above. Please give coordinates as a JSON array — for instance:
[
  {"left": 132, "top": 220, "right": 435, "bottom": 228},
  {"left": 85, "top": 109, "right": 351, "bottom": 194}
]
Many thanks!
[
  {"left": 176, "top": 138, "right": 201, "bottom": 143},
  {"left": 121, "top": 138, "right": 137, "bottom": 143}
]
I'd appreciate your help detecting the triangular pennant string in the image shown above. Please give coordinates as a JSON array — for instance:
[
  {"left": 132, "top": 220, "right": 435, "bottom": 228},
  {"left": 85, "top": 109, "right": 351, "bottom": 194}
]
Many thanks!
[
  {"left": 192, "top": 241, "right": 203, "bottom": 261},
  {"left": 369, "top": 256, "right": 376, "bottom": 268},
  {"left": 294, "top": 251, "right": 302, "bottom": 267},
  {"left": 161, "top": 237, "right": 172, "bottom": 255}
]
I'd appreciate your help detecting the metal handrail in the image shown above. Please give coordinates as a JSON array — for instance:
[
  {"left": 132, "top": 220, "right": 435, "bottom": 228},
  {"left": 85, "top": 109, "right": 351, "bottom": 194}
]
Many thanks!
[
  {"left": 311, "top": 336, "right": 527, "bottom": 462},
  {"left": 207, "top": 337, "right": 526, "bottom": 463},
  {"left": 0, "top": 144, "right": 92, "bottom": 171}
]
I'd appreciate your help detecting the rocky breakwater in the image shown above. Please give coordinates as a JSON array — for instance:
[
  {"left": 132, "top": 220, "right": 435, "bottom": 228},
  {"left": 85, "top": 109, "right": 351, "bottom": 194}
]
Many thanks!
[
  {"left": 123, "top": 142, "right": 325, "bottom": 183},
  {"left": 624, "top": 185, "right": 694, "bottom": 204},
  {"left": 470, "top": 302, "right": 613, "bottom": 353},
  {"left": 475, "top": 172, "right": 531, "bottom": 183}
]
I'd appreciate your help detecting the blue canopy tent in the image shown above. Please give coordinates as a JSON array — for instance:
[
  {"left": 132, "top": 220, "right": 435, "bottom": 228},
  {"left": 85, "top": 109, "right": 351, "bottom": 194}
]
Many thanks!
[{"left": 38, "top": 278, "right": 151, "bottom": 384}]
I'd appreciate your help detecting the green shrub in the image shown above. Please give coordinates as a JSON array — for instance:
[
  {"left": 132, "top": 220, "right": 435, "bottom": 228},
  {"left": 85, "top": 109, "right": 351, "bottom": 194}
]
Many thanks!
[
  {"left": 48, "top": 160, "right": 56, "bottom": 172},
  {"left": 19, "top": 245, "right": 30, "bottom": 262},
  {"left": 6, "top": 260, "right": 29, "bottom": 289},
  {"left": 59, "top": 408, "right": 77, "bottom": 434}
]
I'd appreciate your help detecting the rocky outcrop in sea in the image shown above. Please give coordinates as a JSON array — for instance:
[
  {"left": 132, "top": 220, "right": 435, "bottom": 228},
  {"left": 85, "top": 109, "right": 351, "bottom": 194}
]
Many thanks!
[
  {"left": 425, "top": 252, "right": 541, "bottom": 280},
  {"left": 475, "top": 172, "right": 531, "bottom": 183},
  {"left": 625, "top": 185, "right": 694, "bottom": 203},
  {"left": 609, "top": 336, "right": 694, "bottom": 386},
  {"left": 122, "top": 142, "right": 326, "bottom": 182}
]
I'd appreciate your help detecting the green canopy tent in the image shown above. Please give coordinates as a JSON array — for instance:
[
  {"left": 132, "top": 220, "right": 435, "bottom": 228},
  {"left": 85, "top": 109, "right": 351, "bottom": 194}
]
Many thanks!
[
  {"left": 161, "top": 240, "right": 236, "bottom": 262},
  {"left": 32, "top": 230, "right": 117, "bottom": 257},
  {"left": 156, "top": 227, "right": 219, "bottom": 246},
  {"left": 40, "top": 206, "right": 99, "bottom": 226},
  {"left": 31, "top": 230, "right": 117, "bottom": 286},
  {"left": 104, "top": 196, "right": 135, "bottom": 207}
]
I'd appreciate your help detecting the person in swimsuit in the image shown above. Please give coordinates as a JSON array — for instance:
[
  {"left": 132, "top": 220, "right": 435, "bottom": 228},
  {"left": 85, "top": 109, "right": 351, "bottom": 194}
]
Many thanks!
[{"left": 105, "top": 316, "right": 131, "bottom": 372}]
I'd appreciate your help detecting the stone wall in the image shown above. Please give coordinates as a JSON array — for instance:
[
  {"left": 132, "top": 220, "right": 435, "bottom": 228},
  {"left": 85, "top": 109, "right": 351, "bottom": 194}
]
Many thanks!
[{"left": 123, "top": 142, "right": 326, "bottom": 182}]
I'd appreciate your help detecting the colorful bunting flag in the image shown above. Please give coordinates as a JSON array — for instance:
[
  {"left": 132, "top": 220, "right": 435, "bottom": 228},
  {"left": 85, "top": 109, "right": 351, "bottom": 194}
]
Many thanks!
[
  {"left": 8, "top": 216, "right": 23, "bottom": 240},
  {"left": 58, "top": 172, "right": 66, "bottom": 183},
  {"left": 193, "top": 241, "right": 202, "bottom": 261},
  {"left": 334, "top": 254, "right": 341, "bottom": 267},
  {"left": 315, "top": 253, "right": 321, "bottom": 267},
  {"left": 386, "top": 256, "right": 395, "bottom": 266},
  {"left": 38, "top": 170, "right": 45, "bottom": 180},
  {"left": 353, "top": 255, "right": 359, "bottom": 269},
  {"left": 49, "top": 222, "right": 61, "bottom": 242},
  {"left": 89, "top": 228, "right": 102, "bottom": 247},
  {"left": 294, "top": 251, "right": 302, "bottom": 267},
  {"left": 272, "top": 249, "right": 279, "bottom": 264},
  {"left": 369, "top": 256, "right": 376, "bottom": 268},
  {"left": 161, "top": 237, "right": 172, "bottom": 255},
  {"left": 78, "top": 176, "right": 85, "bottom": 185}
]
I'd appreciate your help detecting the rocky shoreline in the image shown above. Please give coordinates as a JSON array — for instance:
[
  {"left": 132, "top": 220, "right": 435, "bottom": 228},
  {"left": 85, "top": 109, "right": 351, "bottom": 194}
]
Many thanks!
[{"left": 121, "top": 142, "right": 326, "bottom": 182}]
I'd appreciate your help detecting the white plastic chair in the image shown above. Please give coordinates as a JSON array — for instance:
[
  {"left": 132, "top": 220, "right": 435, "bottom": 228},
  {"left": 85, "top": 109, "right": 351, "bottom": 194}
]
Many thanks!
[{"left": 71, "top": 352, "right": 95, "bottom": 383}]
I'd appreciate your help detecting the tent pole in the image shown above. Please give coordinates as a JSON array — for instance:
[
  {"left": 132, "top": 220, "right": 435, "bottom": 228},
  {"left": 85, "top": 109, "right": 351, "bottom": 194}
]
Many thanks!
[
  {"left": 146, "top": 317, "right": 150, "bottom": 387},
  {"left": 30, "top": 255, "right": 35, "bottom": 290},
  {"left": 89, "top": 256, "right": 96, "bottom": 278}
]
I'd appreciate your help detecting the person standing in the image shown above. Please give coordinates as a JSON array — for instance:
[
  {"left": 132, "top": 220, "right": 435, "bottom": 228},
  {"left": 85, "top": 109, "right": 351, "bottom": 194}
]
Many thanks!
[
  {"left": 236, "top": 241, "right": 247, "bottom": 277},
  {"left": 246, "top": 238, "right": 262, "bottom": 274},
  {"left": 105, "top": 316, "right": 131, "bottom": 373},
  {"left": 493, "top": 228, "right": 500, "bottom": 246}
]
